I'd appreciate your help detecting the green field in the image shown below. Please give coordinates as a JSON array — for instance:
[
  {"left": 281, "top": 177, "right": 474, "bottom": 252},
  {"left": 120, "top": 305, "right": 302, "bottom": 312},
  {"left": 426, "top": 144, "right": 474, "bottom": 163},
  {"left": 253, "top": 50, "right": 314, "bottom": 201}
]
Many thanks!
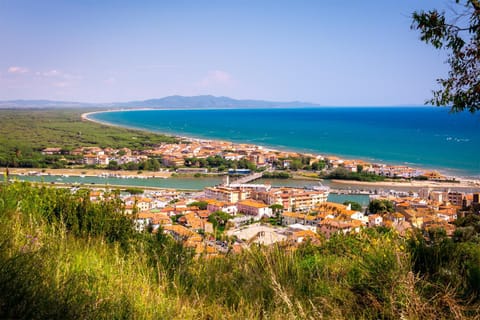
[{"left": 0, "top": 108, "right": 177, "bottom": 167}]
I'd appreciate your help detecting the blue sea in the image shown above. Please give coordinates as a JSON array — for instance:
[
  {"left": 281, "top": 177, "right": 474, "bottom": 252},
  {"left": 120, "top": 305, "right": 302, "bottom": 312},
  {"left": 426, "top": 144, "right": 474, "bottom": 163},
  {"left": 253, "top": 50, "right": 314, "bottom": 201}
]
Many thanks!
[{"left": 89, "top": 107, "right": 480, "bottom": 177}]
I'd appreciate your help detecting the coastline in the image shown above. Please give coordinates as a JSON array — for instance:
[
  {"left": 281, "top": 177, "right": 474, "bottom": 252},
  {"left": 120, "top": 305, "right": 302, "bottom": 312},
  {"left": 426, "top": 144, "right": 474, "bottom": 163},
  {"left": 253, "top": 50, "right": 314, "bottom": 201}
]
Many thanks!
[{"left": 82, "top": 109, "right": 480, "bottom": 187}]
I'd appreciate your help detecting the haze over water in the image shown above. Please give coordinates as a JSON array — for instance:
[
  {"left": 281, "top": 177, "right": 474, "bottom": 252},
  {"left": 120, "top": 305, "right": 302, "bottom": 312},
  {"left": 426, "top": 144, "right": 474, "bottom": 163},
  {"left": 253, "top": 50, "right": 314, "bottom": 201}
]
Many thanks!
[{"left": 90, "top": 107, "right": 480, "bottom": 177}]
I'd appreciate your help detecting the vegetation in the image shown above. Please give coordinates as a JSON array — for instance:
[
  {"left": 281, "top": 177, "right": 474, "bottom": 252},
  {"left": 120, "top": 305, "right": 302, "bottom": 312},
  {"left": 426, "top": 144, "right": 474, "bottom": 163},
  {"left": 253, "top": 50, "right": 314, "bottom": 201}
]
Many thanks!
[
  {"left": 343, "top": 201, "right": 363, "bottom": 212},
  {"left": 262, "top": 171, "right": 291, "bottom": 179},
  {"left": 1, "top": 181, "right": 480, "bottom": 319},
  {"left": 208, "top": 210, "right": 232, "bottom": 232},
  {"left": 325, "top": 167, "right": 386, "bottom": 182},
  {"left": 188, "top": 200, "right": 208, "bottom": 210},
  {"left": 184, "top": 155, "right": 257, "bottom": 172},
  {"left": 124, "top": 187, "right": 144, "bottom": 195},
  {"left": 368, "top": 199, "right": 395, "bottom": 214},
  {"left": 412, "top": 0, "right": 480, "bottom": 113},
  {"left": 0, "top": 109, "right": 177, "bottom": 168}
]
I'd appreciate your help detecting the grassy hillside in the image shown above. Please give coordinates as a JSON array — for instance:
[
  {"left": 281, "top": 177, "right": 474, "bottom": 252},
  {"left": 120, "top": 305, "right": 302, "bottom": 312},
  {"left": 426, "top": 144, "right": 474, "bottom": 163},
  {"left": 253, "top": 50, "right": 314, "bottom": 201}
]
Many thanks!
[
  {"left": 1, "top": 181, "right": 479, "bottom": 319},
  {"left": 0, "top": 108, "right": 177, "bottom": 167}
]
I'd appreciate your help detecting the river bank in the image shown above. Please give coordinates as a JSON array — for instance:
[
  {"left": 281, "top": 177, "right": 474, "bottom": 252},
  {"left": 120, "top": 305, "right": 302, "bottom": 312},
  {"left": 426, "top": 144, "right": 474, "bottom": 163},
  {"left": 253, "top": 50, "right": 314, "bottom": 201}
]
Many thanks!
[
  {"left": 1, "top": 167, "right": 172, "bottom": 179},
  {"left": 330, "top": 178, "right": 480, "bottom": 189}
]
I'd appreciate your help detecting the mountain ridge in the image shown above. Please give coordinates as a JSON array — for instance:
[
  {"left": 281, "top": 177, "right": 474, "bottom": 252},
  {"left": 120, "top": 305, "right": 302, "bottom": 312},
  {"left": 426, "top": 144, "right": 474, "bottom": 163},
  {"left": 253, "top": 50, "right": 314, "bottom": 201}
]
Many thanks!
[{"left": 0, "top": 95, "right": 321, "bottom": 109}]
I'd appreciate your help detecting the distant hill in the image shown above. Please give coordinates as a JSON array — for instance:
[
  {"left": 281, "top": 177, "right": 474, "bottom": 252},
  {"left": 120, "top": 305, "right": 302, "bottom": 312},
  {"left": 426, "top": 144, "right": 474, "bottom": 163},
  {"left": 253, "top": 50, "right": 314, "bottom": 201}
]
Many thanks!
[
  {"left": 0, "top": 95, "right": 321, "bottom": 109},
  {"left": 116, "top": 95, "right": 321, "bottom": 109},
  {"left": 0, "top": 99, "right": 97, "bottom": 109}
]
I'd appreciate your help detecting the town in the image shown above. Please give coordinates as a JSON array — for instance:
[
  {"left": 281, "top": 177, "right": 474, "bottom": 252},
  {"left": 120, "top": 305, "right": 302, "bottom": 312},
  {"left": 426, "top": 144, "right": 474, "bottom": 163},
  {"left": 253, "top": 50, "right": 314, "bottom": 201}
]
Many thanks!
[
  {"left": 30, "top": 138, "right": 479, "bottom": 257},
  {"left": 40, "top": 137, "right": 454, "bottom": 181},
  {"left": 78, "top": 174, "right": 480, "bottom": 257}
]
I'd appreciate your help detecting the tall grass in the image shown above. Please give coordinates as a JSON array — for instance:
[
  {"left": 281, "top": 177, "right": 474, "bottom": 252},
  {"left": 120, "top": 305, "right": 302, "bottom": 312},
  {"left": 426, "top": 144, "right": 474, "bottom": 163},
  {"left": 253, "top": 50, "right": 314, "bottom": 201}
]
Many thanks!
[{"left": 1, "top": 181, "right": 479, "bottom": 319}]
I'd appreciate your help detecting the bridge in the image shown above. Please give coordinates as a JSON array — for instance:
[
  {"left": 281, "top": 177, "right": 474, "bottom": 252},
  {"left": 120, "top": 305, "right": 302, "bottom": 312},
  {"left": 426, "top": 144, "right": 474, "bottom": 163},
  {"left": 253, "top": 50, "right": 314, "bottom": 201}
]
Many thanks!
[{"left": 228, "top": 172, "right": 263, "bottom": 185}]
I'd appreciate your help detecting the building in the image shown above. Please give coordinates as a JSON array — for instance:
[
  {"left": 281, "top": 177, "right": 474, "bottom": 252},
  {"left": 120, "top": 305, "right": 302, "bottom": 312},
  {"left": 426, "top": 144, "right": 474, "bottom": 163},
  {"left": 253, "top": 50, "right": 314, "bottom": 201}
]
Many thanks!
[
  {"left": 41, "top": 147, "right": 62, "bottom": 155},
  {"left": 447, "top": 191, "right": 463, "bottom": 206},
  {"left": 253, "top": 187, "right": 328, "bottom": 212},
  {"left": 281, "top": 211, "right": 322, "bottom": 226},
  {"left": 236, "top": 199, "right": 272, "bottom": 219},
  {"left": 317, "top": 218, "right": 362, "bottom": 238},
  {"left": 206, "top": 199, "right": 238, "bottom": 215},
  {"left": 368, "top": 214, "right": 383, "bottom": 227},
  {"left": 204, "top": 186, "right": 249, "bottom": 203}
]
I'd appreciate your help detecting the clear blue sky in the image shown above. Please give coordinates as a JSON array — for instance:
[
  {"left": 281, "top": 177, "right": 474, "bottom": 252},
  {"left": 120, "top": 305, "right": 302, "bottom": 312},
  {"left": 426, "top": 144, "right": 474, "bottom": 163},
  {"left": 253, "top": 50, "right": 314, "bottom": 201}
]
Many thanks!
[{"left": 0, "top": 0, "right": 450, "bottom": 105}]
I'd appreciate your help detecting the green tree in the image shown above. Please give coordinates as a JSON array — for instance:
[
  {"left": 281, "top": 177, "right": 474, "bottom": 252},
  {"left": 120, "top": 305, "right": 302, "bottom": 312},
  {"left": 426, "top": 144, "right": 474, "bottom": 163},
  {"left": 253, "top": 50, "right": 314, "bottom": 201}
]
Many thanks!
[
  {"left": 412, "top": 0, "right": 480, "bottom": 113},
  {"left": 343, "top": 201, "right": 363, "bottom": 212},
  {"left": 107, "top": 160, "right": 121, "bottom": 170},
  {"left": 208, "top": 211, "right": 232, "bottom": 229},
  {"left": 124, "top": 187, "right": 144, "bottom": 195},
  {"left": 188, "top": 201, "right": 208, "bottom": 210},
  {"left": 368, "top": 199, "right": 394, "bottom": 214}
]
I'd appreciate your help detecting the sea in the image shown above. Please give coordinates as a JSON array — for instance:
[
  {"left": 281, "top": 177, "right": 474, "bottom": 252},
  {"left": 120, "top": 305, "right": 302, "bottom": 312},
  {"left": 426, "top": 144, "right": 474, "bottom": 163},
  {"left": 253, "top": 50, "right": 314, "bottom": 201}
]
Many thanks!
[{"left": 89, "top": 107, "right": 480, "bottom": 178}]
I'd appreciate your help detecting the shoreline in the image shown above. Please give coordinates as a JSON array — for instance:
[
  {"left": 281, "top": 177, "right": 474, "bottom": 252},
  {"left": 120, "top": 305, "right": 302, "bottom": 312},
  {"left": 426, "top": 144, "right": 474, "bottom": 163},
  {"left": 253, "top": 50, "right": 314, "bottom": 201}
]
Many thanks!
[
  {"left": 82, "top": 109, "right": 480, "bottom": 185},
  {"left": 1, "top": 167, "right": 172, "bottom": 179}
]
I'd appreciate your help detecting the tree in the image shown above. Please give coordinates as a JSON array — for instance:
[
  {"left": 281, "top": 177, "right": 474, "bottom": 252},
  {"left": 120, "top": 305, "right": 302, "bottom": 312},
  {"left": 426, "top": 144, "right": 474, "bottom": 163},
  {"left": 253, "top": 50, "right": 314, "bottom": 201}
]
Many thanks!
[
  {"left": 188, "top": 201, "right": 208, "bottom": 210},
  {"left": 269, "top": 204, "right": 284, "bottom": 223},
  {"left": 107, "top": 160, "right": 121, "bottom": 170},
  {"left": 412, "top": 1, "right": 480, "bottom": 113},
  {"left": 343, "top": 201, "right": 363, "bottom": 212},
  {"left": 208, "top": 211, "right": 232, "bottom": 229},
  {"left": 368, "top": 199, "right": 394, "bottom": 214}
]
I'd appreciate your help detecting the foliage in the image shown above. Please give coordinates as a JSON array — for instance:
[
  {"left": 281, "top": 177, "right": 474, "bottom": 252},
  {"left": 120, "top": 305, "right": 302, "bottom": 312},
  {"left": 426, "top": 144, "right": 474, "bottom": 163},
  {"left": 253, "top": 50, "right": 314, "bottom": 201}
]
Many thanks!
[
  {"left": 343, "top": 201, "right": 363, "bottom": 212},
  {"left": 0, "top": 109, "right": 177, "bottom": 168},
  {"left": 412, "top": 0, "right": 480, "bottom": 112},
  {"left": 311, "top": 160, "right": 326, "bottom": 171},
  {"left": 326, "top": 167, "right": 386, "bottom": 182},
  {"left": 262, "top": 171, "right": 291, "bottom": 179},
  {"left": 1, "top": 182, "right": 480, "bottom": 318},
  {"left": 187, "top": 201, "right": 208, "bottom": 210},
  {"left": 208, "top": 211, "right": 232, "bottom": 229},
  {"left": 368, "top": 199, "right": 395, "bottom": 214},
  {"left": 184, "top": 155, "right": 256, "bottom": 171},
  {"left": 124, "top": 187, "right": 144, "bottom": 195}
]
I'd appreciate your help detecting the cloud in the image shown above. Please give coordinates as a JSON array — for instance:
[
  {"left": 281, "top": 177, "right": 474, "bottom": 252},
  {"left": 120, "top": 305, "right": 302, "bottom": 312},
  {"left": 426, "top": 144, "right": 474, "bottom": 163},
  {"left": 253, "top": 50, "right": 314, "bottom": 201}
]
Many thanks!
[
  {"left": 35, "top": 69, "right": 81, "bottom": 80},
  {"left": 53, "top": 81, "right": 69, "bottom": 88},
  {"left": 135, "top": 64, "right": 180, "bottom": 71},
  {"left": 104, "top": 76, "right": 117, "bottom": 85},
  {"left": 197, "top": 70, "right": 234, "bottom": 88},
  {"left": 7, "top": 66, "right": 29, "bottom": 74},
  {"left": 40, "top": 70, "right": 61, "bottom": 77}
]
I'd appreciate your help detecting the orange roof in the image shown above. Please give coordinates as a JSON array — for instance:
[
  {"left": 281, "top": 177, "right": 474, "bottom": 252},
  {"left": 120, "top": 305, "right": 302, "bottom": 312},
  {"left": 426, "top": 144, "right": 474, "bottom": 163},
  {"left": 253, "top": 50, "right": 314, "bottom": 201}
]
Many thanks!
[{"left": 238, "top": 199, "right": 268, "bottom": 208}]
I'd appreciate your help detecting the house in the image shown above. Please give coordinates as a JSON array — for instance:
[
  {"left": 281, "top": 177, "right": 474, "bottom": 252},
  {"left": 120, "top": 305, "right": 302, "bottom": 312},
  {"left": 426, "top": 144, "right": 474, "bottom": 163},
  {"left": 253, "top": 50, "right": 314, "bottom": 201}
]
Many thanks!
[
  {"left": 288, "top": 229, "right": 319, "bottom": 244},
  {"left": 368, "top": 214, "right": 383, "bottom": 227},
  {"left": 317, "top": 218, "right": 362, "bottom": 238},
  {"left": 41, "top": 147, "right": 62, "bottom": 155},
  {"left": 384, "top": 212, "right": 406, "bottom": 225},
  {"left": 281, "top": 211, "right": 322, "bottom": 226},
  {"left": 436, "top": 206, "right": 458, "bottom": 222},
  {"left": 206, "top": 199, "right": 238, "bottom": 215},
  {"left": 236, "top": 199, "right": 272, "bottom": 219},
  {"left": 162, "top": 155, "right": 185, "bottom": 167}
]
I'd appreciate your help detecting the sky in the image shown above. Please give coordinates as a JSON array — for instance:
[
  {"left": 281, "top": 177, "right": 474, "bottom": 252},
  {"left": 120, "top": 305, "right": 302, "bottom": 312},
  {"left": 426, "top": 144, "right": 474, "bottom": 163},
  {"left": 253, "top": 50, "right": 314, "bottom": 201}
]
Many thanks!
[{"left": 0, "top": 0, "right": 453, "bottom": 105}]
